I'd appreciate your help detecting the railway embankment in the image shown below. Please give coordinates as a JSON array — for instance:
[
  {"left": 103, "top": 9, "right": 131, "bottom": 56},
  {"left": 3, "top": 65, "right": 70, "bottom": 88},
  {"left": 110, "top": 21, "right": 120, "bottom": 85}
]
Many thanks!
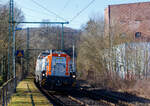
[{"left": 78, "top": 79, "right": 150, "bottom": 105}]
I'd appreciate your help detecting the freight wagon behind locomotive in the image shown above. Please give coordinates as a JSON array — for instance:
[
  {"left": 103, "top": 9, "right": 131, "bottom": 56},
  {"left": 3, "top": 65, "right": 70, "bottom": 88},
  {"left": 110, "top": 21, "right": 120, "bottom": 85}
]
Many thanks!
[{"left": 35, "top": 50, "right": 76, "bottom": 90}]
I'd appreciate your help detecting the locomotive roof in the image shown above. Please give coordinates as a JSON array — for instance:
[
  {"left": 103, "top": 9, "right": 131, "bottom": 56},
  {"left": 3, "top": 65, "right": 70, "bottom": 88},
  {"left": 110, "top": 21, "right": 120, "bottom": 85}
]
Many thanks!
[{"left": 37, "top": 50, "right": 67, "bottom": 59}]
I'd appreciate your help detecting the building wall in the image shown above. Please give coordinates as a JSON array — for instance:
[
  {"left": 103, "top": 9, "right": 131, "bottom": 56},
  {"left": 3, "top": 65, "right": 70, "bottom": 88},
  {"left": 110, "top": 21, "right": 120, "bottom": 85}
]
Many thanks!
[{"left": 105, "top": 2, "right": 150, "bottom": 40}]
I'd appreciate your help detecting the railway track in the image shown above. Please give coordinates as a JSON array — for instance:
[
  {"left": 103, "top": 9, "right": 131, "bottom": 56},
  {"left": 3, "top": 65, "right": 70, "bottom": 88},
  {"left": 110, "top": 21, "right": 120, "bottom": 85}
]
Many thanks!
[
  {"left": 79, "top": 88, "right": 128, "bottom": 106},
  {"left": 35, "top": 80, "right": 150, "bottom": 106},
  {"left": 68, "top": 88, "right": 118, "bottom": 106},
  {"left": 43, "top": 89, "right": 110, "bottom": 106},
  {"left": 79, "top": 87, "right": 150, "bottom": 106},
  {"left": 42, "top": 89, "right": 87, "bottom": 106},
  {"left": 36, "top": 81, "right": 121, "bottom": 106},
  {"left": 67, "top": 89, "right": 111, "bottom": 106},
  {"left": 35, "top": 82, "right": 89, "bottom": 106}
]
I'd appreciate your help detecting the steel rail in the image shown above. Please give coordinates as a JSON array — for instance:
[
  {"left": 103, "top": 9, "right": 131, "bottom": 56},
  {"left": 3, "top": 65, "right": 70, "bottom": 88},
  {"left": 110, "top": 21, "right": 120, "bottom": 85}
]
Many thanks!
[
  {"left": 35, "top": 82, "right": 88, "bottom": 106},
  {"left": 80, "top": 87, "right": 132, "bottom": 105}
]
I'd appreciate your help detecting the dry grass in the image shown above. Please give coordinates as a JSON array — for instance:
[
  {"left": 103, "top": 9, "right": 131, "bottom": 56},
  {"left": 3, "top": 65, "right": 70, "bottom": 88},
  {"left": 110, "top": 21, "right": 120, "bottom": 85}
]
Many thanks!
[
  {"left": 8, "top": 77, "right": 52, "bottom": 106},
  {"left": 125, "top": 78, "right": 150, "bottom": 99}
]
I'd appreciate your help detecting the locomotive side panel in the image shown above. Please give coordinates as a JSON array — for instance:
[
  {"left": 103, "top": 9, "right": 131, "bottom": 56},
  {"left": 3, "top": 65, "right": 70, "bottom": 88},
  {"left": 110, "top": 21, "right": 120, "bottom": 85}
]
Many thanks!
[
  {"left": 46, "top": 55, "right": 52, "bottom": 76},
  {"left": 42, "top": 58, "right": 47, "bottom": 72},
  {"left": 35, "top": 59, "right": 43, "bottom": 82}
]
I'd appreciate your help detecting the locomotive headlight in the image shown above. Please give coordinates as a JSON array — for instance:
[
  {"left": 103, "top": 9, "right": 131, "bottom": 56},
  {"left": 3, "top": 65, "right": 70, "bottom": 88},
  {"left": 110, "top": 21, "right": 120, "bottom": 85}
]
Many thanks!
[
  {"left": 42, "top": 70, "right": 46, "bottom": 77},
  {"left": 72, "top": 75, "right": 76, "bottom": 78},
  {"left": 42, "top": 73, "right": 45, "bottom": 76}
]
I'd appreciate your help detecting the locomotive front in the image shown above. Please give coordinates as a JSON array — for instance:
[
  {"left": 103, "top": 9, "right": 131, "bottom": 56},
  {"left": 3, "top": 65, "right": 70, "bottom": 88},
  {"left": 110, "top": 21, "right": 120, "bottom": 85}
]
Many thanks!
[{"left": 35, "top": 50, "right": 76, "bottom": 90}]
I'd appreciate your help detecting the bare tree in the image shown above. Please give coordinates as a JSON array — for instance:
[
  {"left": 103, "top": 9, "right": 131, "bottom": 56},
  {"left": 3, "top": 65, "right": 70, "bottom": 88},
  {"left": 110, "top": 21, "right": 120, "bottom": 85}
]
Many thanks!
[{"left": 0, "top": 3, "right": 24, "bottom": 82}]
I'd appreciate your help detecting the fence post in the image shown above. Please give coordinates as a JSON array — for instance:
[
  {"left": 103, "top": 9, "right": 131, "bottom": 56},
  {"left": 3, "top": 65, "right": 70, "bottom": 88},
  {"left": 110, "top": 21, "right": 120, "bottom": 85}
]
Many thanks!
[
  {"left": 0, "top": 59, "right": 1, "bottom": 75},
  {"left": 2, "top": 57, "right": 4, "bottom": 80},
  {"left": 5, "top": 85, "right": 7, "bottom": 106},
  {"left": 2, "top": 87, "right": 5, "bottom": 106}
]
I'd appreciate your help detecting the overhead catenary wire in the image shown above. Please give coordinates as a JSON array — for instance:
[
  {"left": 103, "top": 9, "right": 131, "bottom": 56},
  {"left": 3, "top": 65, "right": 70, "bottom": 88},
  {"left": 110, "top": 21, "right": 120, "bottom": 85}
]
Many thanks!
[
  {"left": 23, "top": 10, "right": 52, "bottom": 22},
  {"left": 22, "top": 6, "right": 51, "bottom": 17},
  {"left": 19, "top": 6, "right": 58, "bottom": 25},
  {"left": 62, "top": 0, "right": 71, "bottom": 10},
  {"left": 31, "top": 0, "right": 67, "bottom": 21},
  {"left": 24, "top": 14, "right": 41, "bottom": 19},
  {"left": 70, "top": 0, "right": 96, "bottom": 23}
]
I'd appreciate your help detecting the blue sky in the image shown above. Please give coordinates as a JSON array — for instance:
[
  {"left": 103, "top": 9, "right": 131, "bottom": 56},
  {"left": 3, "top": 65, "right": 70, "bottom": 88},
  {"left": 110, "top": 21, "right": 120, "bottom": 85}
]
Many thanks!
[{"left": 1, "top": 0, "right": 150, "bottom": 29}]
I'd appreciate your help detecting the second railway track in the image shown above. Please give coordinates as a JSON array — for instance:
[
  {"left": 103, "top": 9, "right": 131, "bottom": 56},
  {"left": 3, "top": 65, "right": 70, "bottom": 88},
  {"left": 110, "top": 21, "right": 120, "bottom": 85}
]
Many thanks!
[
  {"left": 35, "top": 82, "right": 89, "bottom": 106},
  {"left": 36, "top": 81, "right": 144, "bottom": 106}
]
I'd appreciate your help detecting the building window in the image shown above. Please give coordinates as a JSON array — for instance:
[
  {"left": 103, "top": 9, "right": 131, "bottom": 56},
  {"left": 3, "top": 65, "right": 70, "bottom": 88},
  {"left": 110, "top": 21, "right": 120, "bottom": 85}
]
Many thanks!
[
  {"left": 135, "top": 32, "right": 141, "bottom": 38},
  {"left": 120, "top": 33, "right": 126, "bottom": 37},
  {"left": 120, "top": 20, "right": 126, "bottom": 24}
]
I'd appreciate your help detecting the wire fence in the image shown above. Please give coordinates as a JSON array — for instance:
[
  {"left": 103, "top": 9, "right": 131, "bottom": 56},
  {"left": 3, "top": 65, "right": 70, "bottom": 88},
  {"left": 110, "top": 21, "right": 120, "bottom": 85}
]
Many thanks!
[
  {"left": 0, "top": 54, "right": 26, "bottom": 106},
  {"left": 0, "top": 77, "right": 24, "bottom": 106},
  {"left": 0, "top": 78, "right": 16, "bottom": 106},
  {"left": 0, "top": 56, "right": 8, "bottom": 86}
]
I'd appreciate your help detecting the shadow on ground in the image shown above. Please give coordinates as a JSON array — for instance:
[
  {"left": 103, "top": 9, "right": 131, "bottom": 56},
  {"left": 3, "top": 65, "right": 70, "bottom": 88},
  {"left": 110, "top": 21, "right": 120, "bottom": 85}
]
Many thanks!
[{"left": 79, "top": 86, "right": 150, "bottom": 104}]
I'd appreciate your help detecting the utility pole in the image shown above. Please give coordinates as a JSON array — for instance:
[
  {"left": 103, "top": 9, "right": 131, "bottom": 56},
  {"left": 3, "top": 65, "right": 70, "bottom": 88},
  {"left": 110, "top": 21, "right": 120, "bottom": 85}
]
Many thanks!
[
  {"left": 8, "top": 0, "right": 12, "bottom": 79},
  {"left": 73, "top": 44, "right": 75, "bottom": 73},
  {"left": 57, "top": 30, "right": 59, "bottom": 50},
  {"left": 11, "top": 0, "right": 16, "bottom": 92},
  {"left": 61, "top": 23, "right": 64, "bottom": 51},
  {"left": 108, "top": 5, "right": 113, "bottom": 78},
  {"left": 26, "top": 28, "right": 30, "bottom": 75}
]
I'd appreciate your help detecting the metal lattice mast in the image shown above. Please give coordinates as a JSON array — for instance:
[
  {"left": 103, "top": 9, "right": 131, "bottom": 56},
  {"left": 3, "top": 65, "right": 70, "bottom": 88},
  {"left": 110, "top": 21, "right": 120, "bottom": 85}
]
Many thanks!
[
  {"left": 8, "top": 0, "right": 12, "bottom": 79},
  {"left": 61, "top": 24, "right": 64, "bottom": 50},
  {"left": 11, "top": 0, "right": 17, "bottom": 92},
  {"left": 27, "top": 28, "right": 30, "bottom": 74}
]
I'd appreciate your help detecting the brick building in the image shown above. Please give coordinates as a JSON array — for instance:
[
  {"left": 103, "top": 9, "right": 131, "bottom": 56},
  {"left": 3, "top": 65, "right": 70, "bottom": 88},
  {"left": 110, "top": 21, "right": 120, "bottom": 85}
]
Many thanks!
[{"left": 105, "top": 2, "right": 150, "bottom": 41}]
